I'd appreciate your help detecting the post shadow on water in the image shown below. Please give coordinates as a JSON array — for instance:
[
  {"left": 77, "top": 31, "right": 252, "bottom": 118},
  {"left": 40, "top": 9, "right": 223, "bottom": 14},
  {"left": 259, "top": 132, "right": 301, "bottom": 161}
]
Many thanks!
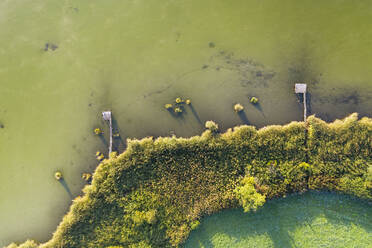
[
  {"left": 296, "top": 92, "right": 312, "bottom": 115},
  {"left": 59, "top": 179, "right": 73, "bottom": 199},
  {"left": 99, "top": 135, "right": 108, "bottom": 147},
  {"left": 238, "top": 111, "right": 250, "bottom": 125},
  {"left": 111, "top": 115, "right": 127, "bottom": 152},
  {"left": 167, "top": 106, "right": 186, "bottom": 122},
  {"left": 252, "top": 102, "right": 264, "bottom": 114},
  {"left": 184, "top": 191, "right": 372, "bottom": 248},
  {"left": 188, "top": 103, "right": 203, "bottom": 125}
]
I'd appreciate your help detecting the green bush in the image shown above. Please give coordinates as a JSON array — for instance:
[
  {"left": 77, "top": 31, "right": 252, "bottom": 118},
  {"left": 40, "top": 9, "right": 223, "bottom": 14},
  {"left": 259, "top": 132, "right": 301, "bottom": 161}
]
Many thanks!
[
  {"left": 250, "top": 97, "right": 258, "bottom": 104},
  {"left": 6, "top": 240, "right": 38, "bottom": 248},
  {"left": 234, "top": 176, "right": 266, "bottom": 212},
  {"left": 234, "top": 103, "right": 244, "bottom": 112},
  {"left": 205, "top": 120, "right": 219, "bottom": 132},
  {"left": 9, "top": 114, "right": 371, "bottom": 248}
]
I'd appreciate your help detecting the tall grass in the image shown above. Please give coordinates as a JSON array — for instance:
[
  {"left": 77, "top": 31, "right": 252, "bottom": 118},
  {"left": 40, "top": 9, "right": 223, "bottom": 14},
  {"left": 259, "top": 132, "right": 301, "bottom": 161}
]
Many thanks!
[{"left": 7, "top": 114, "right": 371, "bottom": 248}]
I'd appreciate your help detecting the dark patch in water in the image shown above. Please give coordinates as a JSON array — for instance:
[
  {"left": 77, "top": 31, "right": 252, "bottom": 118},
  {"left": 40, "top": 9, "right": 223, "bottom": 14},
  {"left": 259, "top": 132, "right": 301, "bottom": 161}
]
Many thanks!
[
  {"left": 0, "top": 123, "right": 4, "bottom": 128},
  {"left": 188, "top": 103, "right": 202, "bottom": 125},
  {"left": 143, "top": 84, "right": 172, "bottom": 98},
  {"left": 334, "top": 91, "right": 360, "bottom": 105},
  {"left": 208, "top": 42, "right": 215, "bottom": 48},
  {"left": 88, "top": 103, "right": 92, "bottom": 107},
  {"left": 207, "top": 51, "right": 276, "bottom": 88},
  {"left": 50, "top": 44, "right": 58, "bottom": 51},
  {"left": 202, "top": 65, "right": 209, "bottom": 69},
  {"left": 238, "top": 111, "right": 250, "bottom": 125},
  {"left": 44, "top": 43, "right": 58, "bottom": 52},
  {"left": 59, "top": 179, "right": 73, "bottom": 199}
]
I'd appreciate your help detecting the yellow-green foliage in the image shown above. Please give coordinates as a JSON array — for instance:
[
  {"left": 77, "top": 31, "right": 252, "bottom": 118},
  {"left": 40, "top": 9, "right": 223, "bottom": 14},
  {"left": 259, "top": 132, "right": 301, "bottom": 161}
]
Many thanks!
[
  {"left": 175, "top": 97, "right": 183, "bottom": 104},
  {"left": 250, "top": 97, "right": 258, "bottom": 104},
  {"left": 9, "top": 114, "right": 371, "bottom": 248},
  {"left": 164, "top": 103, "right": 173, "bottom": 110},
  {"left": 234, "top": 176, "right": 266, "bottom": 212},
  {"left": 205, "top": 120, "right": 219, "bottom": 132},
  {"left": 234, "top": 103, "right": 244, "bottom": 112},
  {"left": 6, "top": 240, "right": 38, "bottom": 248},
  {"left": 54, "top": 171, "right": 62, "bottom": 180},
  {"left": 94, "top": 128, "right": 102, "bottom": 135}
]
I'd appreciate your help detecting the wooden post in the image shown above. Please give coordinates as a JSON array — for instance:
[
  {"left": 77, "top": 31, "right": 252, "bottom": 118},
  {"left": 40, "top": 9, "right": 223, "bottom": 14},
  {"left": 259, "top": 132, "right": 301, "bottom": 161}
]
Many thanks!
[
  {"left": 303, "top": 92, "right": 307, "bottom": 122},
  {"left": 109, "top": 117, "right": 112, "bottom": 154},
  {"left": 102, "top": 111, "right": 113, "bottom": 154},
  {"left": 294, "top": 84, "right": 307, "bottom": 122}
]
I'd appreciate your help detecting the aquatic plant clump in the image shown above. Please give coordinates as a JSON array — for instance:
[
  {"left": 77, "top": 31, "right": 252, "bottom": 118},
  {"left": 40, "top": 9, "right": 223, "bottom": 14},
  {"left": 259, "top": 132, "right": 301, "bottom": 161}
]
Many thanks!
[
  {"left": 82, "top": 173, "right": 92, "bottom": 182},
  {"left": 8, "top": 114, "right": 372, "bottom": 248},
  {"left": 54, "top": 171, "right": 63, "bottom": 180},
  {"left": 205, "top": 120, "right": 219, "bottom": 132},
  {"left": 96, "top": 151, "right": 104, "bottom": 161},
  {"left": 250, "top": 97, "right": 259, "bottom": 104},
  {"left": 164, "top": 103, "right": 173, "bottom": 110},
  {"left": 174, "top": 107, "right": 183, "bottom": 113},
  {"left": 234, "top": 103, "right": 244, "bottom": 112},
  {"left": 94, "top": 128, "right": 102, "bottom": 135},
  {"left": 175, "top": 97, "right": 184, "bottom": 104}
]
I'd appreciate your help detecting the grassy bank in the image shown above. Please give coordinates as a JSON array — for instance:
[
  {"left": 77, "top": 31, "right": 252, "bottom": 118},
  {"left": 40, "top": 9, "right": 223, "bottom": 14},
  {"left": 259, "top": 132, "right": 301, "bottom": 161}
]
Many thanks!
[
  {"left": 185, "top": 192, "right": 372, "bottom": 248},
  {"left": 7, "top": 114, "right": 371, "bottom": 248}
]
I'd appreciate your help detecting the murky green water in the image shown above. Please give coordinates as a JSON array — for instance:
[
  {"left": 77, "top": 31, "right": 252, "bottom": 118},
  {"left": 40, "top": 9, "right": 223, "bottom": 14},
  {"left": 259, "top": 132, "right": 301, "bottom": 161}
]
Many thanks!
[
  {"left": 184, "top": 192, "right": 372, "bottom": 248},
  {"left": 0, "top": 0, "right": 371, "bottom": 246}
]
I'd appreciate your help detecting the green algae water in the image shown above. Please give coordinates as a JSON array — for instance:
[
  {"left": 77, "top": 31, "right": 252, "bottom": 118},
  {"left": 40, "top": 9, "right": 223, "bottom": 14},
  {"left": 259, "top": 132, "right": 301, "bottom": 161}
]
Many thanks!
[
  {"left": 185, "top": 192, "right": 372, "bottom": 248},
  {"left": 0, "top": 0, "right": 371, "bottom": 246}
]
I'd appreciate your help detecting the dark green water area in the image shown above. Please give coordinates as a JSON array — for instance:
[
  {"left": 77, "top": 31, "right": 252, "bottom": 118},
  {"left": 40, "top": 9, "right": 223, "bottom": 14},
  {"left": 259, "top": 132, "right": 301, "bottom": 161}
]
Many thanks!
[{"left": 185, "top": 192, "right": 372, "bottom": 248}]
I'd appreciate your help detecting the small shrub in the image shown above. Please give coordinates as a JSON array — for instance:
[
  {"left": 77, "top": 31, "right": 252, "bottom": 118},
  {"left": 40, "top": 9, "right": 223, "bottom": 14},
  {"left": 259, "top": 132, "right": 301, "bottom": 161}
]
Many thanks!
[
  {"left": 164, "top": 103, "right": 173, "bottom": 110},
  {"left": 174, "top": 107, "right": 183, "bottom": 113},
  {"left": 82, "top": 173, "right": 92, "bottom": 182},
  {"left": 205, "top": 120, "right": 219, "bottom": 132},
  {"left": 54, "top": 171, "right": 62, "bottom": 180},
  {"left": 234, "top": 176, "right": 266, "bottom": 212},
  {"left": 96, "top": 152, "right": 104, "bottom": 161},
  {"left": 94, "top": 128, "right": 102, "bottom": 135},
  {"left": 234, "top": 103, "right": 244, "bottom": 112},
  {"left": 250, "top": 97, "right": 259, "bottom": 104},
  {"left": 190, "top": 220, "right": 200, "bottom": 230},
  {"left": 175, "top": 97, "right": 184, "bottom": 104}
]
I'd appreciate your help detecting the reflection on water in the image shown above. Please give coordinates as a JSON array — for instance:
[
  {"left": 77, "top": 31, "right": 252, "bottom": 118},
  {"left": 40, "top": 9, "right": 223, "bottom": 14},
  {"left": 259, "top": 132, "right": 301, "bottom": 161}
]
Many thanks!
[{"left": 0, "top": 0, "right": 372, "bottom": 246}]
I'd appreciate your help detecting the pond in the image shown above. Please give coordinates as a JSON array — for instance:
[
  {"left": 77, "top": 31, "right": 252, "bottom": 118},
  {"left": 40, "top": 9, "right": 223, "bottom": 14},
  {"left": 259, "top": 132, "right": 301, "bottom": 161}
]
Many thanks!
[
  {"left": 184, "top": 192, "right": 372, "bottom": 248},
  {"left": 0, "top": 0, "right": 371, "bottom": 246}
]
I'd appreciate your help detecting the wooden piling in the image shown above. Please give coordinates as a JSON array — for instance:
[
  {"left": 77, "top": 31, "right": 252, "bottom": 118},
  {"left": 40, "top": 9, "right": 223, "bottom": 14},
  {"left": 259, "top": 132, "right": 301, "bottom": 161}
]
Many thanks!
[
  {"left": 102, "top": 111, "right": 113, "bottom": 154},
  {"left": 303, "top": 91, "right": 307, "bottom": 122},
  {"left": 295, "top": 84, "right": 307, "bottom": 122}
]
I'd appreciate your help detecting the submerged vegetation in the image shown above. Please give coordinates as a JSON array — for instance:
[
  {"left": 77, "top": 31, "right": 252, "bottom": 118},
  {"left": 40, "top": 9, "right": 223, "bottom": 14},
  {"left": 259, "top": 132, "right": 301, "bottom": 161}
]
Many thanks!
[{"left": 7, "top": 114, "right": 371, "bottom": 248}]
